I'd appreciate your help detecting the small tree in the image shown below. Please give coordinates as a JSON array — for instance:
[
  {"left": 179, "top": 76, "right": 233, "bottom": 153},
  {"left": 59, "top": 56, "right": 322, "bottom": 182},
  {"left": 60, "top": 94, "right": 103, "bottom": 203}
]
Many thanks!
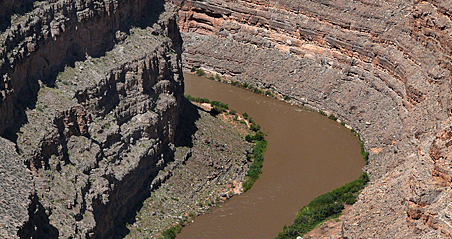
[{"left": 196, "top": 69, "right": 206, "bottom": 76}]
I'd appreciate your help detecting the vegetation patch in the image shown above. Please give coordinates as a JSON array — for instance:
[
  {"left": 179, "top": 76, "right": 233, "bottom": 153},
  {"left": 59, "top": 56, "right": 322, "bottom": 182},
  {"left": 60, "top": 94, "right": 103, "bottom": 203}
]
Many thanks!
[
  {"left": 242, "top": 139, "right": 267, "bottom": 192},
  {"left": 184, "top": 95, "right": 267, "bottom": 193},
  {"left": 277, "top": 172, "right": 369, "bottom": 239},
  {"left": 196, "top": 69, "right": 206, "bottom": 76},
  {"left": 351, "top": 129, "right": 369, "bottom": 165},
  {"left": 316, "top": 110, "right": 369, "bottom": 165},
  {"left": 328, "top": 114, "right": 337, "bottom": 121},
  {"left": 184, "top": 95, "right": 229, "bottom": 113},
  {"left": 189, "top": 68, "right": 278, "bottom": 99},
  {"left": 161, "top": 224, "right": 182, "bottom": 239}
]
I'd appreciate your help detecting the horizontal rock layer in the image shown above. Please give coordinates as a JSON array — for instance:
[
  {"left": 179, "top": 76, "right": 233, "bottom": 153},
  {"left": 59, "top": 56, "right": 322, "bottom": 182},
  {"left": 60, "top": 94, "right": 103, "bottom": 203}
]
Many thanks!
[
  {"left": 0, "top": 0, "right": 184, "bottom": 238},
  {"left": 173, "top": 0, "right": 452, "bottom": 237}
]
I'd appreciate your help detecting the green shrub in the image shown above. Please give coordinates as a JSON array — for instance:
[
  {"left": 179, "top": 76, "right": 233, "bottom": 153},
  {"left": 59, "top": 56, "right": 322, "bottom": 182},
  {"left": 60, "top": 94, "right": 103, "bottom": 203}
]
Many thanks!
[
  {"left": 211, "top": 106, "right": 225, "bottom": 114},
  {"left": 277, "top": 172, "right": 369, "bottom": 238},
  {"left": 162, "top": 224, "right": 182, "bottom": 239},
  {"left": 243, "top": 112, "right": 248, "bottom": 119},
  {"left": 328, "top": 115, "right": 337, "bottom": 121},
  {"left": 250, "top": 123, "right": 261, "bottom": 132},
  {"left": 253, "top": 88, "right": 263, "bottom": 94},
  {"left": 360, "top": 140, "right": 369, "bottom": 164},
  {"left": 231, "top": 80, "right": 239, "bottom": 86},
  {"left": 190, "top": 66, "right": 197, "bottom": 72},
  {"left": 265, "top": 90, "right": 274, "bottom": 97},
  {"left": 196, "top": 69, "right": 206, "bottom": 76},
  {"left": 245, "top": 130, "right": 264, "bottom": 142},
  {"left": 350, "top": 129, "right": 369, "bottom": 165},
  {"left": 184, "top": 95, "right": 209, "bottom": 103},
  {"left": 210, "top": 101, "right": 229, "bottom": 110},
  {"left": 243, "top": 140, "right": 267, "bottom": 192}
]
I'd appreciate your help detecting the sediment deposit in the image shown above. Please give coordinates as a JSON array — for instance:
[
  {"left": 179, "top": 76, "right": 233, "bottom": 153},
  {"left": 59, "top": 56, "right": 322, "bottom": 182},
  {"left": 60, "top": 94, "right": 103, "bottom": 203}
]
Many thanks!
[{"left": 173, "top": 0, "right": 452, "bottom": 237}]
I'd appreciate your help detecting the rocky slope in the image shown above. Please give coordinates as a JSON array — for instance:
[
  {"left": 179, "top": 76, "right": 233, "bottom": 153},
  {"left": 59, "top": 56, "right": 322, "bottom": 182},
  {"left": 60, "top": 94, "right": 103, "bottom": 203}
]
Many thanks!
[
  {"left": 0, "top": 0, "right": 185, "bottom": 238},
  {"left": 172, "top": 0, "right": 452, "bottom": 237},
  {"left": 125, "top": 101, "right": 252, "bottom": 238}
]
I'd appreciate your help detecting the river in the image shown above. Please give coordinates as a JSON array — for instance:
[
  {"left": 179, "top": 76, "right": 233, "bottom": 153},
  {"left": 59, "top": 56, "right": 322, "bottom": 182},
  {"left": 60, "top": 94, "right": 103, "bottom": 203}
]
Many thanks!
[{"left": 177, "top": 73, "right": 365, "bottom": 239}]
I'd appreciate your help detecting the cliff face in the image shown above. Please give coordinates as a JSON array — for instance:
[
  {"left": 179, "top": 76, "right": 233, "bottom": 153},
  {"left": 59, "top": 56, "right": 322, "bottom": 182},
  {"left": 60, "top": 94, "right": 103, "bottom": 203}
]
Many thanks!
[
  {"left": 172, "top": 0, "right": 452, "bottom": 237},
  {"left": 0, "top": 0, "right": 184, "bottom": 238},
  {"left": 0, "top": 0, "right": 182, "bottom": 135}
]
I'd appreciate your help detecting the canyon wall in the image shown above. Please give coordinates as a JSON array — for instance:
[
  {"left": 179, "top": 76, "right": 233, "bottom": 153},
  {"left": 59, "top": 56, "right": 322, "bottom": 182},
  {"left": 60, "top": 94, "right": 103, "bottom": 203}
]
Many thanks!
[
  {"left": 0, "top": 0, "right": 184, "bottom": 238},
  {"left": 172, "top": 0, "right": 452, "bottom": 237}
]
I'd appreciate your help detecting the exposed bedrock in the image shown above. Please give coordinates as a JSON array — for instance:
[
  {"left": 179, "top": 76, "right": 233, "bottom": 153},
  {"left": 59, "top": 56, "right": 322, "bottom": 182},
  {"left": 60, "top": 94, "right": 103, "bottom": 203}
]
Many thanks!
[
  {"left": 172, "top": 0, "right": 452, "bottom": 237},
  {"left": 0, "top": 0, "right": 182, "bottom": 135},
  {"left": 0, "top": 0, "right": 184, "bottom": 238}
]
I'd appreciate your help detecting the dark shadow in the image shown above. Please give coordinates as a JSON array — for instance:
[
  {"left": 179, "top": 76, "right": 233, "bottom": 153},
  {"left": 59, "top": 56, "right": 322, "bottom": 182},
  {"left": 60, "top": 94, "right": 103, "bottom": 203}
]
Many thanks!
[
  {"left": 18, "top": 195, "right": 59, "bottom": 238},
  {"left": 113, "top": 195, "right": 145, "bottom": 239},
  {"left": 174, "top": 98, "right": 201, "bottom": 147},
  {"left": 2, "top": 92, "right": 33, "bottom": 143},
  {"left": 0, "top": 0, "right": 35, "bottom": 32},
  {"left": 208, "top": 107, "right": 223, "bottom": 117},
  {"left": 40, "top": 0, "right": 167, "bottom": 88},
  {"left": 110, "top": 99, "right": 201, "bottom": 238},
  {"left": 2, "top": 0, "right": 173, "bottom": 238},
  {"left": 107, "top": 144, "right": 175, "bottom": 239},
  {"left": 1, "top": 0, "right": 167, "bottom": 143}
]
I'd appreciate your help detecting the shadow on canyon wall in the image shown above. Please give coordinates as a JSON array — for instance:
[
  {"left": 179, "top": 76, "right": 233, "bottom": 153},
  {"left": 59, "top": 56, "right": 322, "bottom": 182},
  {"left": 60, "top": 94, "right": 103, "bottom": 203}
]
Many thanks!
[
  {"left": 18, "top": 195, "right": 59, "bottom": 238},
  {"left": 174, "top": 98, "right": 201, "bottom": 148},
  {"left": 113, "top": 98, "right": 200, "bottom": 238},
  {"left": 0, "top": 0, "right": 35, "bottom": 32},
  {"left": 1, "top": 0, "right": 166, "bottom": 143},
  {"left": 2, "top": 0, "right": 175, "bottom": 238}
]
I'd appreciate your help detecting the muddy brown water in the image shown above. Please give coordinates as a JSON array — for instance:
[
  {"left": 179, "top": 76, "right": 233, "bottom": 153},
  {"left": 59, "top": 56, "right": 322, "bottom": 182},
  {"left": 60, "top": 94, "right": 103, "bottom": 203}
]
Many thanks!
[{"left": 177, "top": 73, "right": 365, "bottom": 239}]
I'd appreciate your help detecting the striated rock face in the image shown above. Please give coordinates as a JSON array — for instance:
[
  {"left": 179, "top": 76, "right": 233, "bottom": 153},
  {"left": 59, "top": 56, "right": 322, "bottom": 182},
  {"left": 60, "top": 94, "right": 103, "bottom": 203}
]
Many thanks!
[
  {"left": 0, "top": 137, "right": 34, "bottom": 239},
  {"left": 172, "top": 0, "right": 452, "bottom": 237},
  {"left": 0, "top": 0, "right": 181, "bottom": 135},
  {"left": 0, "top": 0, "right": 184, "bottom": 238}
]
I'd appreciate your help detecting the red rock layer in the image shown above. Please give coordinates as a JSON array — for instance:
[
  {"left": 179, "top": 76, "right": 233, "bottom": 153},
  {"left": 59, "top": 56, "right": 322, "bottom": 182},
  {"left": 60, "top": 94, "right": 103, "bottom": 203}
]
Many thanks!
[{"left": 173, "top": 0, "right": 452, "bottom": 237}]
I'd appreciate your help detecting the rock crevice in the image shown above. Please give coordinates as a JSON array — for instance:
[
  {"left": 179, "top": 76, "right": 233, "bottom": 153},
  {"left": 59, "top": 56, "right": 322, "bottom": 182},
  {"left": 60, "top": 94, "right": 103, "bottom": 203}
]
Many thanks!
[{"left": 0, "top": 1, "right": 184, "bottom": 238}]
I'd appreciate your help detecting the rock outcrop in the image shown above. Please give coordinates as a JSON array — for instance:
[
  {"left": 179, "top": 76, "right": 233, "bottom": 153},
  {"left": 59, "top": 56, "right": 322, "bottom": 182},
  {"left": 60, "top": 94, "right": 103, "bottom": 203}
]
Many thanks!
[
  {"left": 0, "top": 0, "right": 184, "bottom": 238},
  {"left": 125, "top": 101, "right": 252, "bottom": 238},
  {"left": 172, "top": 0, "right": 452, "bottom": 237},
  {"left": 0, "top": 137, "right": 34, "bottom": 239}
]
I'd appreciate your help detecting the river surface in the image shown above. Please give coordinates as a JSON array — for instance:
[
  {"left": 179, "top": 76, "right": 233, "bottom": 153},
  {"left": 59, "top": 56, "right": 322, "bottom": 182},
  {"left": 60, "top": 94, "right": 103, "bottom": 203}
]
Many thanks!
[{"left": 177, "top": 73, "right": 365, "bottom": 239}]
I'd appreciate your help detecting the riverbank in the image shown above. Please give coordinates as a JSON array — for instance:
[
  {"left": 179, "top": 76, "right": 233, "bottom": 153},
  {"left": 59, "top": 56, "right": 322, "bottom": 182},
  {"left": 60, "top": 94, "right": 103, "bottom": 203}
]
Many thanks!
[
  {"left": 187, "top": 67, "right": 357, "bottom": 133},
  {"left": 123, "top": 98, "right": 259, "bottom": 238},
  {"left": 185, "top": 70, "right": 369, "bottom": 238},
  {"left": 277, "top": 172, "right": 369, "bottom": 238},
  {"left": 174, "top": 0, "right": 452, "bottom": 234},
  {"left": 179, "top": 72, "right": 364, "bottom": 238}
]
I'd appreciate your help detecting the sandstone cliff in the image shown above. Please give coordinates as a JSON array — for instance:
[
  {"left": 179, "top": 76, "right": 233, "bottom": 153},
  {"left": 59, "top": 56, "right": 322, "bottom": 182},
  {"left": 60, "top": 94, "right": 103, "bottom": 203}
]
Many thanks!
[
  {"left": 0, "top": 0, "right": 184, "bottom": 238},
  {"left": 172, "top": 0, "right": 452, "bottom": 237}
]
